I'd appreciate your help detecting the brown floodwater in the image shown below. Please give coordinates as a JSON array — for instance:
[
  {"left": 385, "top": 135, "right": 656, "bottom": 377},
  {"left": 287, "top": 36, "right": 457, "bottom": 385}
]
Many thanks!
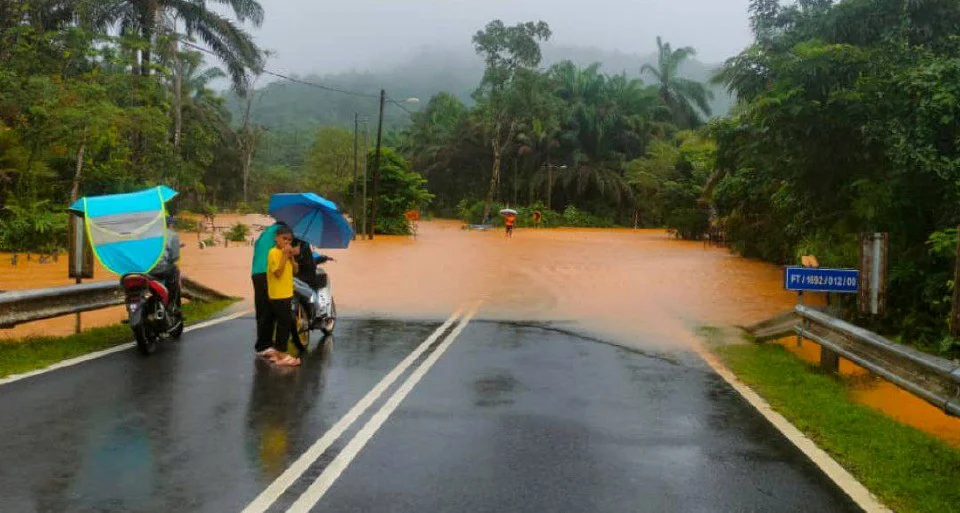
[{"left": 1, "top": 219, "right": 957, "bottom": 445}]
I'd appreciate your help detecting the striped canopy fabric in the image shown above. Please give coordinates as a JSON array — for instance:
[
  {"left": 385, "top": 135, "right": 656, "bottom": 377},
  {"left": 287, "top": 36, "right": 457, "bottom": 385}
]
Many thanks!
[{"left": 68, "top": 186, "right": 177, "bottom": 275}]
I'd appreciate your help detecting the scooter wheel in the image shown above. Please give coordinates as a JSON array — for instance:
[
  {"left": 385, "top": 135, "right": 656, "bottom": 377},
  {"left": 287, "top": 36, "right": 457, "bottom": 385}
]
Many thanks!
[
  {"left": 321, "top": 300, "right": 337, "bottom": 335},
  {"left": 134, "top": 324, "right": 159, "bottom": 355},
  {"left": 170, "top": 314, "right": 185, "bottom": 340}
]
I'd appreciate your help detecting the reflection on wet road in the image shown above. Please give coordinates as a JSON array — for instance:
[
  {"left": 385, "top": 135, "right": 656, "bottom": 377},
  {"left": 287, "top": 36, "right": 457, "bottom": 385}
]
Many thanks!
[{"left": 0, "top": 316, "right": 858, "bottom": 512}]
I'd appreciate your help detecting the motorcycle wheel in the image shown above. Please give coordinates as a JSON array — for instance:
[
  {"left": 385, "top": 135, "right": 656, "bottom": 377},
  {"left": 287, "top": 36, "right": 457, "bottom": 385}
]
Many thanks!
[
  {"left": 169, "top": 314, "right": 184, "bottom": 339},
  {"left": 134, "top": 323, "right": 159, "bottom": 355},
  {"left": 321, "top": 300, "right": 337, "bottom": 336}
]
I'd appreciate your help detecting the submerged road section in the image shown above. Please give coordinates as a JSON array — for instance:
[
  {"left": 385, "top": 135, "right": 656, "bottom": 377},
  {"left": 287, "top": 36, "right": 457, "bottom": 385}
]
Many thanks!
[{"left": 0, "top": 313, "right": 859, "bottom": 512}]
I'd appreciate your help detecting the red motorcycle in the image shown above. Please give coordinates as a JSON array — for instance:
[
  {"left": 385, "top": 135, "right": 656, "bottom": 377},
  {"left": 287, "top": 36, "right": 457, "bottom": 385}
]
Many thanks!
[{"left": 121, "top": 272, "right": 184, "bottom": 355}]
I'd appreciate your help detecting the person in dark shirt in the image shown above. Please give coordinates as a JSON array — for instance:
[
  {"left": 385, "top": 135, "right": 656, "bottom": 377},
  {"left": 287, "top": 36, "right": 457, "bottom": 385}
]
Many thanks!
[{"left": 291, "top": 238, "right": 317, "bottom": 288}]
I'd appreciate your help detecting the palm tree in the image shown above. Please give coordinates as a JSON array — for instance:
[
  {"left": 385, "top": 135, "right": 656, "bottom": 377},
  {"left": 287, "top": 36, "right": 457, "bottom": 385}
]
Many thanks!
[
  {"left": 404, "top": 93, "right": 469, "bottom": 174},
  {"left": 642, "top": 37, "right": 714, "bottom": 128},
  {"left": 182, "top": 54, "right": 228, "bottom": 102},
  {"left": 517, "top": 117, "right": 563, "bottom": 207},
  {"left": 165, "top": 49, "right": 227, "bottom": 151},
  {"left": 556, "top": 157, "right": 634, "bottom": 208},
  {"left": 95, "top": 0, "right": 264, "bottom": 90}
]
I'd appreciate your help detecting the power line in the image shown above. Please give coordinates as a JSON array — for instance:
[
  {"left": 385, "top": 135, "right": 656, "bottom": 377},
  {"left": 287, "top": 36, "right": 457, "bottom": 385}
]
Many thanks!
[
  {"left": 179, "top": 40, "right": 380, "bottom": 100},
  {"left": 387, "top": 98, "right": 417, "bottom": 116}
]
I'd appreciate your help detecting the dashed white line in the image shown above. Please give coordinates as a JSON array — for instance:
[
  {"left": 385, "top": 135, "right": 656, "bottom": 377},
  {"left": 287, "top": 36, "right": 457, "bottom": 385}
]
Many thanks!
[
  {"left": 242, "top": 308, "right": 465, "bottom": 513},
  {"left": 286, "top": 303, "right": 480, "bottom": 513}
]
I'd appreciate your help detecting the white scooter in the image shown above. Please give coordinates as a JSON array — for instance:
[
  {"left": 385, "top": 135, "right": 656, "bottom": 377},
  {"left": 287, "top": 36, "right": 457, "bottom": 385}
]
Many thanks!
[{"left": 293, "top": 253, "right": 337, "bottom": 340}]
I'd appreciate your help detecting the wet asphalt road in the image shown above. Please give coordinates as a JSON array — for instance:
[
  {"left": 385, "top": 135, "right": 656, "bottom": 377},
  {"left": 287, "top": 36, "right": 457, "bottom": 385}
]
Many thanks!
[{"left": 0, "top": 315, "right": 860, "bottom": 513}]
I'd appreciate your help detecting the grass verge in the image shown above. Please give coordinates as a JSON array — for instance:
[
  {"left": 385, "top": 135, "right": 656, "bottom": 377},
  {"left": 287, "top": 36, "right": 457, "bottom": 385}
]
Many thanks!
[
  {"left": 0, "top": 299, "right": 237, "bottom": 379},
  {"left": 713, "top": 340, "right": 960, "bottom": 513}
]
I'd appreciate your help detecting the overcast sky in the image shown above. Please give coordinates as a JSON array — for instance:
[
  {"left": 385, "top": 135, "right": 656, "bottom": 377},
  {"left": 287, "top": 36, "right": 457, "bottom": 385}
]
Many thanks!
[{"left": 250, "top": 0, "right": 754, "bottom": 74}]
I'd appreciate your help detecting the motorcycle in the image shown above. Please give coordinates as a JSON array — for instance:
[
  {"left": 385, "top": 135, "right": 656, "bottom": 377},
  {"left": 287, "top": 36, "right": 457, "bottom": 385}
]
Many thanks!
[
  {"left": 292, "top": 253, "right": 337, "bottom": 342},
  {"left": 121, "top": 271, "right": 184, "bottom": 355}
]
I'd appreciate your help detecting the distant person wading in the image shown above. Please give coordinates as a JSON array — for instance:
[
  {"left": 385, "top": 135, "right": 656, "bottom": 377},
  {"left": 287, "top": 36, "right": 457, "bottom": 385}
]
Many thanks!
[{"left": 505, "top": 213, "right": 516, "bottom": 238}]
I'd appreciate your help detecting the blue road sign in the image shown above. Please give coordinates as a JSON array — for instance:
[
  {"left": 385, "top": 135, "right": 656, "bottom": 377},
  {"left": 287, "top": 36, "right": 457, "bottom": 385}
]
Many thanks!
[{"left": 784, "top": 267, "right": 859, "bottom": 293}]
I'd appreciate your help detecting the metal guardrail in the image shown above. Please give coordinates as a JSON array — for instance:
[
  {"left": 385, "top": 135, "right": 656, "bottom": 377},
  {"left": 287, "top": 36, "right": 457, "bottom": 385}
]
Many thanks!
[
  {"left": 0, "top": 276, "right": 235, "bottom": 329},
  {"left": 744, "top": 305, "right": 960, "bottom": 417}
]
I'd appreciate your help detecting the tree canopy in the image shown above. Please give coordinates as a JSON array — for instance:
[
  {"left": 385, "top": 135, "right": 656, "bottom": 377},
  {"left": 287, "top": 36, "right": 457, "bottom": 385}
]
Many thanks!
[
  {"left": 0, "top": 0, "right": 264, "bottom": 251},
  {"left": 710, "top": 0, "right": 960, "bottom": 354}
]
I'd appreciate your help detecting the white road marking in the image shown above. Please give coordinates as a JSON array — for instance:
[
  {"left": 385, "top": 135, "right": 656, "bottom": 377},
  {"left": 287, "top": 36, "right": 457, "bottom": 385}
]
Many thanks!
[
  {"left": 696, "top": 346, "right": 892, "bottom": 513},
  {"left": 286, "top": 303, "right": 481, "bottom": 513},
  {"left": 242, "top": 308, "right": 465, "bottom": 513},
  {"left": 0, "top": 308, "right": 252, "bottom": 387}
]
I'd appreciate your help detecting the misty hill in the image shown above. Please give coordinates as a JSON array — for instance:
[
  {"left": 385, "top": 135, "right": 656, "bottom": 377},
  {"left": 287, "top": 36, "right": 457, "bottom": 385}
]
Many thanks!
[{"left": 228, "top": 44, "right": 735, "bottom": 132}]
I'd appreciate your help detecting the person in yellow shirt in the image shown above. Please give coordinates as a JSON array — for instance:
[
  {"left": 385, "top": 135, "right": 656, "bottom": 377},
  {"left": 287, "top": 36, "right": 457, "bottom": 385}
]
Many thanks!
[{"left": 262, "top": 225, "right": 304, "bottom": 367}]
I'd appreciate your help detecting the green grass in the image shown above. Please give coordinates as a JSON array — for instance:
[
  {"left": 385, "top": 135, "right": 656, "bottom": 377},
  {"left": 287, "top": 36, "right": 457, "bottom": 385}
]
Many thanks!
[
  {"left": 714, "top": 341, "right": 960, "bottom": 513},
  {"left": 0, "top": 299, "right": 237, "bottom": 379}
]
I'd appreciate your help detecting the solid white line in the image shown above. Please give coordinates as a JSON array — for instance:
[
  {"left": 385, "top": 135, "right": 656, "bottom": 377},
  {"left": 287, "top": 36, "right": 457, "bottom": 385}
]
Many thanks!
[
  {"left": 241, "top": 308, "right": 465, "bottom": 513},
  {"left": 286, "top": 303, "right": 481, "bottom": 513},
  {"left": 0, "top": 308, "right": 252, "bottom": 387},
  {"left": 696, "top": 346, "right": 892, "bottom": 513}
]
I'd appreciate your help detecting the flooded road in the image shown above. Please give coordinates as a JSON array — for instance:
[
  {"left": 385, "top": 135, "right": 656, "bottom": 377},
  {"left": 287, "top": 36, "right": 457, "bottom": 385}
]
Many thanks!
[{"left": 1, "top": 219, "right": 957, "bottom": 445}]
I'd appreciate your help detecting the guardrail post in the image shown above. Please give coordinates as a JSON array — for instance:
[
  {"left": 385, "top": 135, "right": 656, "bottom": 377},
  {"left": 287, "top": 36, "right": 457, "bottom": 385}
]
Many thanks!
[
  {"left": 952, "top": 225, "right": 960, "bottom": 337},
  {"left": 796, "top": 291, "right": 804, "bottom": 347},
  {"left": 820, "top": 346, "right": 840, "bottom": 374}
]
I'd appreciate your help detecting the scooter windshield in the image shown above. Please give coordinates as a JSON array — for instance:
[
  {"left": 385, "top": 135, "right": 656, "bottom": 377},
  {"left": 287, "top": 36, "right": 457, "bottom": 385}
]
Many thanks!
[{"left": 69, "top": 186, "right": 177, "bottom": 275}]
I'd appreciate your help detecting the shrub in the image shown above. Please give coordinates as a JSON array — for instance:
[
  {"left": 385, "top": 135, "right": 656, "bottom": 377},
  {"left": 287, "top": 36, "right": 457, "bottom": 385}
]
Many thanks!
[
  {"left": 172, "top": 215, "right": 198, "bottom": 232},
  {"left": 226, "top": 222, "right": 250, "bottom": 242},
  {"left": 560, "top": 205, "right": 615, "bottom": 228},
  {"left": 375, "top": 217, "right": 412, "bottom": 236},
  {"left": 0, "top": 198, "right": 68, "bottom": 253},
  {"left": 456, "top": 200, "right": 613, "bottom": 228}
]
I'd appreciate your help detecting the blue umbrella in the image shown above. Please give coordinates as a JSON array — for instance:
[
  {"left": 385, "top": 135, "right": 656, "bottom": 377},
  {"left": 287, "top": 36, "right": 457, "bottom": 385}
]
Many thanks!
[{"left": 268, "top": 193, "right": 353, "bottom": 249}]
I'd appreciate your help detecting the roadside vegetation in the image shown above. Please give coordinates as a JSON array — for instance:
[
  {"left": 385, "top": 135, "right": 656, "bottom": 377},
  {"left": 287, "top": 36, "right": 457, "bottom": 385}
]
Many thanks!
[
  {"left": 0, "top": 0, "right": 266, "bottom": 254},
  {"left": 709, "top": 0, "right": 960, "bottom": 355},
  {"left": 0, "top": 299, "right": 236, "bottom": 379},
  {"left": 709, "top": 337, "right": 960, "bottom": 513},
  {"left": 2, "top": 2, "right": 958, "bottom": 349}
]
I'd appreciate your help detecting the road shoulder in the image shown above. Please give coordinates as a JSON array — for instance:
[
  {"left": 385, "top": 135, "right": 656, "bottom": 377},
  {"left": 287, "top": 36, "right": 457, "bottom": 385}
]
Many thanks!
[{"left": 697, "top": 329, "right": 960, "bottom": 513}]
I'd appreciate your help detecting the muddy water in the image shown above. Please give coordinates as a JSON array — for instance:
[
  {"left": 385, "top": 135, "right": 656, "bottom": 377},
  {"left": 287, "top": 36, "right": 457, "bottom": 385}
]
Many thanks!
[
  {"left": 1, "top": 219, "right": 957, "bottom": 444},
  {"left": 773, "top": 336, "right": 960, "bottom": 445}
]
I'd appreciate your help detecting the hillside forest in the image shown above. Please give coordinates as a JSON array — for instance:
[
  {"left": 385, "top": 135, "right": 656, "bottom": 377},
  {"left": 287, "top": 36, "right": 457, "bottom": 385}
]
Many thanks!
[{"left": 1, "top": 0, "right": 959, "bottom": 355}]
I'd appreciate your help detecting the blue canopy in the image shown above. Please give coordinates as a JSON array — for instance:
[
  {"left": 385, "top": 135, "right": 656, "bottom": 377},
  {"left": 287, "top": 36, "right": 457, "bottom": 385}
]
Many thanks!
[
  {"left": 268, "top": 193, "right": 353, "bottom": 249},
  {"left": 68, "top": 186, "right": 177, "bottom": 275}
]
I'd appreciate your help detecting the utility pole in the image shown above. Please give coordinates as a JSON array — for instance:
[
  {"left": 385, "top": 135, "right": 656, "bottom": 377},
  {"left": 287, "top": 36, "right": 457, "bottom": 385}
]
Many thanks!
[
  {"left": 352, "top": 113, "right": 359, "bottom": 239},
  {"left": 370, "top": 89, "right": 386, "bottom": 241},
  {"left": 361, "top": 119, "right": 369, "bottom": 239}
]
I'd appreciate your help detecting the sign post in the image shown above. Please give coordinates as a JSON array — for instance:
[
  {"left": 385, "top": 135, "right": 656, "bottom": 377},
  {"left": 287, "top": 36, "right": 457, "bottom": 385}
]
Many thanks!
[
  {"left": 784, "top": 266, "right": 860, "bottom": 373},
  {"left": 404, "top": 210, "right": 420, "bottom": 240},
  {"left": 859, "top": 233, "right": 888, "bottom": 316},
  {"left": 67, "top": 215, "right": 94, "bottom": 333}
]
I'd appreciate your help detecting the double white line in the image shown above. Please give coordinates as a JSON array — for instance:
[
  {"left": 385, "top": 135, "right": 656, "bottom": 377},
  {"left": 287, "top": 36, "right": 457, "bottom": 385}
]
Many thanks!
[{"left": 243, "top": 304, "right": 480, "bottom": 513}]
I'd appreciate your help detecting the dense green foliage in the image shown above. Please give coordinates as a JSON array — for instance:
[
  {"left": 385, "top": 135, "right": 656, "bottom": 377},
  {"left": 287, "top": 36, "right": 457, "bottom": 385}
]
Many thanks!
[
  {"left": 400, "top": 21, "right": 717, "bottom": 232},
  {"left": 0, "top": 0, "right": 264, "bottom": 251},
  {"left": 347, "top": 149, "right": 433, "bottom": 235},
  {"left": 710, "top": 0, "right": 960, "bottom": 352}
]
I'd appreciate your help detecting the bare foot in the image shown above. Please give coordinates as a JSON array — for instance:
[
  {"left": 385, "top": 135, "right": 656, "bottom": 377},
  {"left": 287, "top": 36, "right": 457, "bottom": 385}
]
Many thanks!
[
  {"left": 256, "top": 348, "right": 279, "bottom": 358},
  {"left": 274, "top": 355, "right": 301, "bottom": 367}
]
